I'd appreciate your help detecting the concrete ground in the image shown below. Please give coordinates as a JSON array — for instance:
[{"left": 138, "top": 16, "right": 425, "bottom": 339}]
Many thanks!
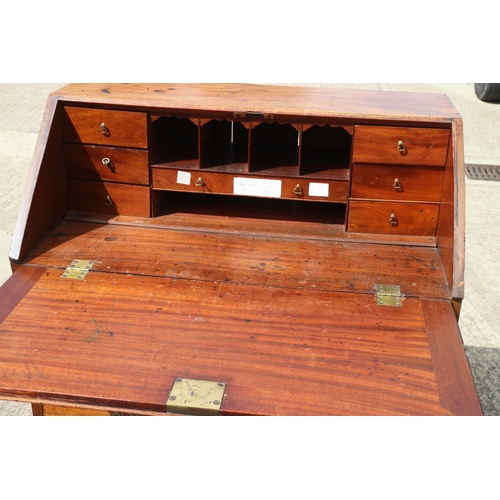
[{"left": 1, "top": 83, "right": 499, "bottom": 416}]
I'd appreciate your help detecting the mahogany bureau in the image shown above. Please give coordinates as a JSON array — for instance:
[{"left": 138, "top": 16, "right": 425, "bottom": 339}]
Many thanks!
[{"left": 0, "top": 84, "right": 481, "bottom": 416}]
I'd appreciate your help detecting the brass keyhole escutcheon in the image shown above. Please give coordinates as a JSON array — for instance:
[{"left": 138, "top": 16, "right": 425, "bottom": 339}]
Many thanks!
[
  {"left": 105, "top": 195, "right": 113, "bottom": 206},
  {"left": 293, "top": 184, "right": 303, "bottom": 196},
  {"left": 389, "top": 213, "right": 398, "bottom": 226},
  {"left": 393, "top": 178, "right": 402, "bottom": 190},
  {"left": 100, "top": 122, "right": 109, "bottom": 135},
  {"left": 195, "top": 177, "right": 204, "bottom": 187},
  {"left": 397, "top": 140, "right": 406, "bottom": 153}
]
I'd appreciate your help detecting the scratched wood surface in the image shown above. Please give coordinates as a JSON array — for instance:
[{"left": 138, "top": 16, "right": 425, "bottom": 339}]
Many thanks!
[
  {"left": 0, "top": 268, "right": 470, "bottom": 415},
  {"left": 24, "top": 220, "right": 450, "bottom": 299},
  {"left": 53, "top": 83, "right": 460, "bottom": 123}
]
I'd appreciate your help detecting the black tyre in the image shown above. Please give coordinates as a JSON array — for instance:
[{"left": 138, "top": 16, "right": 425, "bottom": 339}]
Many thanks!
[{"left": 474, "top": 83, "right": 500, "bottom": 102}]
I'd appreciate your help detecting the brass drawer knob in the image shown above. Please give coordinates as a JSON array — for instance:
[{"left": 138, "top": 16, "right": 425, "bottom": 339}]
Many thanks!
[
  {"left": 293, "top": 184, "right": 303, "bottom": 196},
  {"left": 393, "top": 178, "right": 402, "bottom": 190},
  {"left": 397, "top": 140, "right": 406, "bottom": 153},
  {"left": 389, "top": 213, "right": 398, "bottom": 226},
  {"left": 195, "top": 177, "right": 204, "bottom": 187},
  {"left": 100, "top": 122, "right": 109, "bottom": 135},
  {"left": 102, "top": 157, "right": 111, "bottom": 166},
  {"left": 105, "top": 195, "right": 113, "bottom": 206}
]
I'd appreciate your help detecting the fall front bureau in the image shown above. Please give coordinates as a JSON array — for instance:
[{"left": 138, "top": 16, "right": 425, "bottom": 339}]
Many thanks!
[{"left": 0, "top": 84, "right": 481, "bottom": 415}]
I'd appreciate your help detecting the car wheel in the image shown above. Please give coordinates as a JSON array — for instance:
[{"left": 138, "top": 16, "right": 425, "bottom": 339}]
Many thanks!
[{"left": 474, "top": 83, "right": 500, "bottom": 102}]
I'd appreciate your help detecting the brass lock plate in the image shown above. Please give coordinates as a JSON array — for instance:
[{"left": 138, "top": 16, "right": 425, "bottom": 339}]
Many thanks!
[
  {"left": 167, "top": 378, "right": 226, "bottom": 416},
  {"left": 60, "top": 260, "right": 94, "bottom": 280}
]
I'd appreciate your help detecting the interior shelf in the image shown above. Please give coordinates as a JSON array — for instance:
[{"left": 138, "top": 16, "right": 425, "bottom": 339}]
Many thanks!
[
  {"left": 150, "top": 115, "right": 352, "bottom": 182},
  {"left": 300, "top": 125, "right": 352, "bottom": 177},
  {"left": 200, "top": 119, "right": 249, "bottom": 170},
  {"left": 150, "top": 115, "right": 199, "bottom": 168},
  {"left": 249, "top": 122, "right": 299, "bottom": 173},
  {"left": 152, "top": 190, "right": 346, "bottom": 225}
]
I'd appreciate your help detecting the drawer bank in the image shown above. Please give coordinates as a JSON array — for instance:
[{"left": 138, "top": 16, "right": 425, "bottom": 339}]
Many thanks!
[{"left": 0, "top": 84, "right": 481, "bottom": 416}]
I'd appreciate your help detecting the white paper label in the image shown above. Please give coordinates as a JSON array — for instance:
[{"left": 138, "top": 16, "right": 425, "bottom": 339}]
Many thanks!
[
  {"left": 233, "top": 177, "right": 282, "bottom": 198},
  {"left": 308, "top": 182, "right": 329, "bottom": 197},
  {"left": 176, "top": 171, "right": 191, "bottom": 185}
]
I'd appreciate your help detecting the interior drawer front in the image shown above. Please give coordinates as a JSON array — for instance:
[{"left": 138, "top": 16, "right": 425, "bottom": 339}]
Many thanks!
[
  {"left": 353, "top": 126, "right": 450, "bottom": 166},
  {"left": 152, "top": 169, "right": 233, "bottom": 195},
  {"left": 347, "top": 200, "right": 439, "bottom": 236},
  {"left": 351, "top": 163, "right": 444, "bottom": 202},
  {"left": 62, "top": 106, "right": 148, "bottom": 148},
  {"left": 65, "top": 144, "right": 149, "bottom": 185},
  {"left": 67, "top": 179, "right": 150, "bottom": 217},
  {"left": 152, "top": 169, "right": 349, "bottom": 202}
]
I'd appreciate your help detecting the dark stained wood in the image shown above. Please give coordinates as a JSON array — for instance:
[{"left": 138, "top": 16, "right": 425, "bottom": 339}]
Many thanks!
[
  {"left": 348, "top": 200, "right": 439, "bottom": 236},
  {"left": 25, "top": 220, "right": 450, "bottom": 300},
  {"left": 65, "top": 144, "right": 149, "bottom": 185},
  {"left": 421, "top": 299, "right": 482, "bottom": 415},
  {"left": 31, "top": 403, "right": 43, "bottom": 416},
  {"left": 9, "top": 96, "right": 68, "bottom": 265},
  {"left": 0, "top": 270, "right": 458, "bottom": 415},
  {"left": 61, "top": 106, "right": 148, "bottom": 148},
  {"left": 353, "top": 125, "right": 450, "bottom": 166},
  {"left": 67, "top": 180, "right": 151, "bottom": 217},
  {"left": 351, "top": 163, "right": 445, "bottom": 202}
]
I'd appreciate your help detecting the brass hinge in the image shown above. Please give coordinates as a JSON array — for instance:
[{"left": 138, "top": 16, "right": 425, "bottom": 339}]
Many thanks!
[
  {"left": 166, "top": 378, "right": 226, "bottom": 416},
  {"left": 375, "top": 284, "right": 402, "bottom": 307},
  {"left": 60, "top": 259, "right": 94, "bottom": 280}
]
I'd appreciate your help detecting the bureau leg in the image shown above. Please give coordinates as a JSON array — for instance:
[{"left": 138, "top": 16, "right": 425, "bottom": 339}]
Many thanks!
[{"left": 31, "top": 403, "right": 44, "bottom": 416}]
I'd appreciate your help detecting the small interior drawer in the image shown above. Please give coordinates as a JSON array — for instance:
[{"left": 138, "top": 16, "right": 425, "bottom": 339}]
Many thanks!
[
  {"left": 351, "top": 163, "right": 445, "bottom": 202},
  {"left": 67, "top": 179, "right": 151, "bottom": 217},
  {"left": 347, "top": 200, "right": 439, "bottom": 236},
  {"left": 152, "top": 168, "right": 349, "bottom": 203},
  {"left": 65, "top": 144, "right": 149, "bottom": 185},
  {"left": 353, "top": 126, "right": 450, "bottom": 166},
  {"left": 62, "top": 106, "right": 148, "bottom": 148}
]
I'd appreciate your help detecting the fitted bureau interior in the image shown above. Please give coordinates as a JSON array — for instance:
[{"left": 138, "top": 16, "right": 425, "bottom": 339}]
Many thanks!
[
  {"left": 2, "top": 84, "right": 480, "bottom": 416},
  {"left": 150, "top": 115, "right": 352, "bottom": 176},
  {"left": 61, "top": 104, "right": 451, "bottom": 243}
]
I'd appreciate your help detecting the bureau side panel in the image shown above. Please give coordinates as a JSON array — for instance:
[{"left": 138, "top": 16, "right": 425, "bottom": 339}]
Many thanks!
[
  {"left": 9, "top": 97, "right": 68, "bottom": 265},
  {"left": 436, "top": 118, "right": 465, "bottom": 301}
]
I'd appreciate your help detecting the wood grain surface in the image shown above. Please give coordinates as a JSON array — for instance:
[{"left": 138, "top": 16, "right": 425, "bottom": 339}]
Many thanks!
[
  {"left": 0, "top": 268, "right": 469, "bottom": 415},
  {"left": 65, "top": 144, "right": 149, "bottom": 185},
  {"left": 52, "top": 84, "right": 460, "bottom": 123},
  {"left": 24, "top": 221, "right": 450, "bottom": 299}
]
